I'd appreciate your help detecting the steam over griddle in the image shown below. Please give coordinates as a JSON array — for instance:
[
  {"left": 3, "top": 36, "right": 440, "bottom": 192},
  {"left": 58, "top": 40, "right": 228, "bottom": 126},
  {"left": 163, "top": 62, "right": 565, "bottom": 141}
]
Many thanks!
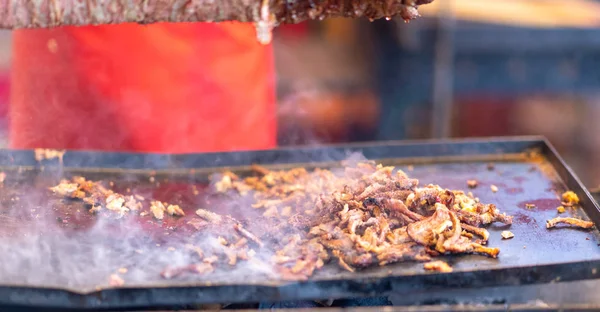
[{"left": 51, "top": 160, "right": 513, "bottom": 280}]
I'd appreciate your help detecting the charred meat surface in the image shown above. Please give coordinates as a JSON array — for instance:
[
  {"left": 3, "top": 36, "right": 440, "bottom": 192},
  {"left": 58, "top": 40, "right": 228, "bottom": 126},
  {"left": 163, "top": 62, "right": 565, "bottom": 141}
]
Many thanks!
[{"left": 0, "top": 0, "right": 436, "bottom": 29}]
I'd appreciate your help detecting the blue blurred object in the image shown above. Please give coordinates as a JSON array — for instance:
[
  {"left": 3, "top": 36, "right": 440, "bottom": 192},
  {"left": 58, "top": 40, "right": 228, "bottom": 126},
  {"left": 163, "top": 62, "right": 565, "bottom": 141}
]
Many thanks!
[{"left": 371, "top": 20, "right": 600, "bottom": 140}]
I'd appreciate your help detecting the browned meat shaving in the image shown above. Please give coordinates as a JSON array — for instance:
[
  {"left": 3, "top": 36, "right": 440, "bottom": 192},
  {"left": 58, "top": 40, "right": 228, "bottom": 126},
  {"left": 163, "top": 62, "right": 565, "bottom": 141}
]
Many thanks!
[
  {"left": 423, "top": 260, "right": 453, "bottom": 273},
  {"left": 109, "top": 274, "right": 124, "bottom": 286},
  {"left": 546, "top": 217, "right": 594, "bottom": 229}
]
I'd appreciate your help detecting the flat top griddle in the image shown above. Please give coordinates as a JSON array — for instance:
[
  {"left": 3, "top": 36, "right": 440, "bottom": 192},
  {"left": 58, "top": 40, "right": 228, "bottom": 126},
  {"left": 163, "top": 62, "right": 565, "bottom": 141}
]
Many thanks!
[{"left": 0, "top": 136, "right": 598, "bottom": 310}]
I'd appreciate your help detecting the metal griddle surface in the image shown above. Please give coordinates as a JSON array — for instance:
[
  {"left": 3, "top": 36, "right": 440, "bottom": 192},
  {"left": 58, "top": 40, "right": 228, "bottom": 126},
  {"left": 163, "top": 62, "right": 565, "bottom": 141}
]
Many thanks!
[{"left": 0, "top": 137, "right": 598, "bottom": 310}]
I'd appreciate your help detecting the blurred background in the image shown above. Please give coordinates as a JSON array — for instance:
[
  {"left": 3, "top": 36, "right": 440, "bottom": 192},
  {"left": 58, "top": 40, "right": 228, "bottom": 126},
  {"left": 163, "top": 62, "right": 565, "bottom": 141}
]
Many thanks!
[
  {"left": 0, "top": 0, "right": 598, "bottom": 188},
  {"left": 273, "top": 0, "right": 600, "bottom": 189}
]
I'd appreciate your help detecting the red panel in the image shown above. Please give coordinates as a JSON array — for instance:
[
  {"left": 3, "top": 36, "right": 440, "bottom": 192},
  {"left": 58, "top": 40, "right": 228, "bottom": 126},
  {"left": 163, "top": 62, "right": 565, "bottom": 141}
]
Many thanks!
[
  {"left": 454, "top": 96, "right": 517, "bottom": 138},
  {"left": 10, "top": 23, "right": 277, "bottom": 153}
]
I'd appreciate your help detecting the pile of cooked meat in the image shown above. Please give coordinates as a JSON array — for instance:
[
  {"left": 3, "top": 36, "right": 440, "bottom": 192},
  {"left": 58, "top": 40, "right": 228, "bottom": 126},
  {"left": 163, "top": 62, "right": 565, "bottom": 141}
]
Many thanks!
[
  {"left": 208, "top": 161, "right": 511, "bottom": 279},
  {"left": 50, "top": 161, "right": 515, "bottom": 279}
]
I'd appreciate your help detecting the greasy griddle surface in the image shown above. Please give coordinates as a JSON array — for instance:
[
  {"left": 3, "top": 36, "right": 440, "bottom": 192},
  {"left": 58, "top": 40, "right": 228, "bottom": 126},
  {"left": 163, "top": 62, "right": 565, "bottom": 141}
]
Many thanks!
[{"left": 0, "top": 157, "right": 598, "bottom": 293}]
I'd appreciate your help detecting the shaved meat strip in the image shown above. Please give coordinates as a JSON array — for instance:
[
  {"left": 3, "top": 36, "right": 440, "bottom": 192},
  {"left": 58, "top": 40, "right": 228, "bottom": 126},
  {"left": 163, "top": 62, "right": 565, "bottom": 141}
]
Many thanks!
[
  {"left": 461, "top": 223, "right": 490, "bottom": 242},
  {"left": 408, "top": 204, "right": 499, "bottom": 258},
  {"left": 195, "top": 209, "right": 224, "bottom": 223},
  {"left": 546, "top": 217, "right": 594, "bottom": 229},
  {"left": 234, "top": 223, "right": 264, "bottom": 247}
]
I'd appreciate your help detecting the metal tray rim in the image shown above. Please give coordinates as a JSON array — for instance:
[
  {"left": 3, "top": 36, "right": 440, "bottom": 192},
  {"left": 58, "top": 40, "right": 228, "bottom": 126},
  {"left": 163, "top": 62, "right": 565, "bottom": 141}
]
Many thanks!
[{"left": 0, "top": 136, "right": 599, "bottom": 309}]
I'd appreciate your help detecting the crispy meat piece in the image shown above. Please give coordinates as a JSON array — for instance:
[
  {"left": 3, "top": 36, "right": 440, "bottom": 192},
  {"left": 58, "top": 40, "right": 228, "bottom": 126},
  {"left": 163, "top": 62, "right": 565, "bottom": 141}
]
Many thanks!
[
  {"left": 150, "top": 201, "right": 166, "bottom": 220},
  {"left": 49, "top": 181, "right": 79, "bottom": 197},
  {"left": 546, "top": 217, "right": 594, "bottom": 229},
  {"left": 561, "top": 191, "right": 580, "bottom": 207},
  {"left": 454, "top": 203, "right": 513, "bottom": 227},
  {"left": 501, "top": 231, "right": 514, "bottom": 239},
  {"left": 332, "top": 250, "right": 355, "bottom": 272},
  {"left": 166, "top": 204, "right": 185, "bottom": 216},
  {"left": 49, "top": 176, "right": 188, "bottom": 219},
  {"left": 407, "top": 204, "right": 453, "bottom": 246},
  {"left": 377, "top": 243, "right": 430, "bottom": 265},
  {"left": 386, "top": 198, "right": 425, "bottom": 221},
  {"left": 124, "top": 196, "right": 142, "bottom": 211},
  {"left": 106, "top": 194, "right": 129, "bottom": 217},
  {"left": 408, "top": 204, "right": 499, "bottom": 258},
  {"left": 222, "top": 246, "right": 238, "bottom": 266},
  {"left": 423, "top": 260, "right": 453, "bottom": 273},
  {"left": 234, "top": 223, "right": 264, "bottom": 247},
  {"left": 386, "top": 227, "right": 413, "bottom": 244},
  {"left": 321, "top": 237, "right": 354, "bottom": 251},
  {"left": 441, "top": 209, "right": 500, "bottom": 258},
  {"left": 109, "top": 274, "right": 124, "bottom": 286},
  {"left": 461, "top": 223, "right": 490, "bottom": 242}
]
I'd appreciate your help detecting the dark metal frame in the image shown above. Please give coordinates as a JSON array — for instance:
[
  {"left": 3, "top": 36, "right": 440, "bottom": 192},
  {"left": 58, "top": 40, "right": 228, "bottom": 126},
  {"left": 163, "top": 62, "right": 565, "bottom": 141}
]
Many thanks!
[{"left": 0, "top": 136, "right": 599, "bottom": 310}]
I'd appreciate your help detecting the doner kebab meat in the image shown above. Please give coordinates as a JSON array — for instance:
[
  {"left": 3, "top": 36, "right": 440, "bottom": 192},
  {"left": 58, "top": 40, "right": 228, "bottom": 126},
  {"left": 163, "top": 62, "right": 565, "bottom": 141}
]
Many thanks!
[
  {"left": 50, "top": 161, "right": 512, "bottom": 280},
  {"left": 0, "top": 0, "right": 434, "bottom": 30},
  {"left": 208, "top": 161, "right": 511, "bottom": 280}
]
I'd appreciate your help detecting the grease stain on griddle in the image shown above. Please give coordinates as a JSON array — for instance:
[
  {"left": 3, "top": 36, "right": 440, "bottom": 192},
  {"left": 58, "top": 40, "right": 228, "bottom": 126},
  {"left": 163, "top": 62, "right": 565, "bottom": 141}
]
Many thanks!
[
  {"left": 504, "top": 187, "right": 524, "bottom": 194},
  {"left": 517, "top": 198, "right": 560, "bottom": 211},
  {"left": 512, "top": 176, "right": 527, "bottom": 184},
  {"left": 513, "top": 212, "right": 534, "bottom": 225}
]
